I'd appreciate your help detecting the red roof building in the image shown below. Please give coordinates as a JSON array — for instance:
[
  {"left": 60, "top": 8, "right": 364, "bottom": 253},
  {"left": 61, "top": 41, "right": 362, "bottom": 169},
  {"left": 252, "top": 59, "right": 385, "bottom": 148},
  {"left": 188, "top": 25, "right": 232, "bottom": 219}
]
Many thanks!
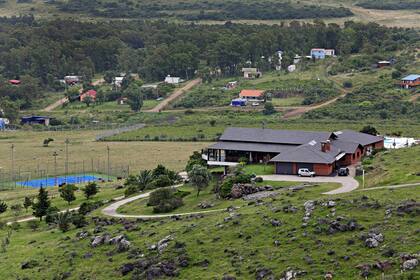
[
  {"left": 239, "top": 89, "right": 265, "bottom": 100},
  {"left": 80, "top": 90, "right": 97, "bottom": 102},
  {"left": 9, "top": 80, "right": 21, "bottom": 85}
]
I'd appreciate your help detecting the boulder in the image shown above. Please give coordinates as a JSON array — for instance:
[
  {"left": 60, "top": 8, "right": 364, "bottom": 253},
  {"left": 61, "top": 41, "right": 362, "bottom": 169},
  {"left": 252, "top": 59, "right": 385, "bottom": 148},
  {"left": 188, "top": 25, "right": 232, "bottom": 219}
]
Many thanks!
[
  {"left": 256, "top": 268, "right": 274, "bottom": 280},
  {"left": 403, "top": 259, "right": 418, "bottom": 270},
  {"left": 365, "top": 238, "right": 379, "bottom": 248},
  {"left": 157, "top": 235, "right": 173, "bottom": 254},
  {"left": 91, "top": 236, "right": 104, "bottom": 247},
  {"left": 271, "top": 219, "right": 281, "bottom": 227}
]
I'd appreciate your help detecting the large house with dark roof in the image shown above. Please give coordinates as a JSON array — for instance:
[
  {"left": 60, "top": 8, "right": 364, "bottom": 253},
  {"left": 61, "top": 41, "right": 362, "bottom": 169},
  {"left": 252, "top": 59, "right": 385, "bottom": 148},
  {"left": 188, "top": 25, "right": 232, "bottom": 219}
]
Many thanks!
[{"left": 205, "top": 127, "right": 384, "bottom": 176}]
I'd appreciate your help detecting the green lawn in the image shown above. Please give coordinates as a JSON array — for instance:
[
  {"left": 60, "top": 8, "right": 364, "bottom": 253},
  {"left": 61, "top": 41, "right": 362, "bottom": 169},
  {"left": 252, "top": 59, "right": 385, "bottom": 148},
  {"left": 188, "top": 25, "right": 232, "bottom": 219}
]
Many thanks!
[
  {"left": 271, "top": 97, "right": 304, "bottom": 107},
  {"left": 243, "top": 164, "right": 275, "bottom": 175}
]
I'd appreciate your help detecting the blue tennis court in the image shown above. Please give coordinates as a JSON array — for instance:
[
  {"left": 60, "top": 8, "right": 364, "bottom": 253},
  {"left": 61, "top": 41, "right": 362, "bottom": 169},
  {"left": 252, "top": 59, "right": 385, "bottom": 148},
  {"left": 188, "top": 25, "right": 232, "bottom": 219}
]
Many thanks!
[{"left": 17, "top": 174, "right": 102, "bottom": 188}]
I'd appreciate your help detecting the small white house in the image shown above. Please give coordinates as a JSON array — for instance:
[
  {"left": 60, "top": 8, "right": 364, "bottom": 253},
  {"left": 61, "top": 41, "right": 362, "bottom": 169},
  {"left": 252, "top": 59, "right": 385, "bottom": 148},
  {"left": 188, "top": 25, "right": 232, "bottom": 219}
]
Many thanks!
[
  {"left": 164, "top": 75, "right": 181, "bottom": 84},
  {"left": 293, "top": 55, "right": 301, "bottom": 65},
  {"left": 242, "top": 68, "right": 262, "bottom": 79},
  {"left": 113, "top": 77, "right": 124, "bottom": 87}
]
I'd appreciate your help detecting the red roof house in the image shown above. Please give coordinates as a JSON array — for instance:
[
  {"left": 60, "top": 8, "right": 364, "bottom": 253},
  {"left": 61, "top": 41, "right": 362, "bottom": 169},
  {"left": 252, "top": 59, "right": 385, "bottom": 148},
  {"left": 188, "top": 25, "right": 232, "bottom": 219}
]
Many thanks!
[
  {"left": 80, "top": 90, "right": 97, "bottom": 102},
  {"left": 9, "top": 80, "right": 21, "bottom": 85},
  {"left": 239, "top": 90, "right": 265, "bottom": 100}
]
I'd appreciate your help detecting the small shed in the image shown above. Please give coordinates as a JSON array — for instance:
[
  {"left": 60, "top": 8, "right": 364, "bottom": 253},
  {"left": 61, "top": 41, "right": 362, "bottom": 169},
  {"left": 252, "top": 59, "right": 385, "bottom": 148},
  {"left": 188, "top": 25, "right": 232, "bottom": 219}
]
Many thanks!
[
  {"left": 377, "top": 61, "right": 391, "bottom": 68},
  {"left": 242, "top": 68, "right": 262, "bottom": 79},
  {"left": 21, "top": 116, "right": 50, "bottom": 126},
  {"left": 231, "top": 98, "right": 247, "bottom": 107},
  {"left": 164, "top": 75, "right": 181, "bottom": 84}
]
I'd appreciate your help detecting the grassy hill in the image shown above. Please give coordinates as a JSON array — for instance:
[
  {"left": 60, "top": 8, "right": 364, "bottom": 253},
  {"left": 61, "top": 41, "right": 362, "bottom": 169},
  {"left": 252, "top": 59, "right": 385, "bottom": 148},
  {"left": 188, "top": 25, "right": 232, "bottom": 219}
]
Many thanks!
[{"left": 0, "top": 182, "right": 419, "bottom": 279}]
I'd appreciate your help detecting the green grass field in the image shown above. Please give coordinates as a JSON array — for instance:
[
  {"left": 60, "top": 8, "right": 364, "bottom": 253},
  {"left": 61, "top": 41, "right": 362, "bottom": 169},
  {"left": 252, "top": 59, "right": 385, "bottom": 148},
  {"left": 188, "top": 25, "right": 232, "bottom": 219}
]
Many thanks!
[{"left": 0, "top": 182, "right": 418, "bottom": 279}]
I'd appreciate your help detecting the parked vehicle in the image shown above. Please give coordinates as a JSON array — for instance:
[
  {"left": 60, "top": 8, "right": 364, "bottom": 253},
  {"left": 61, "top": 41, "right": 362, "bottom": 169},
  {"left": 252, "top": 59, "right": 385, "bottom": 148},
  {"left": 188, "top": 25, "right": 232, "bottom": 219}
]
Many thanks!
[
  {"left": 338, "top": 167, "right": 350, "bottom": 176},
  {"left": 251, "top": 102, "right": 260, "bottom": 106},
  {"left": 298, "top": 168, "right": 316, "bottom": 177}
]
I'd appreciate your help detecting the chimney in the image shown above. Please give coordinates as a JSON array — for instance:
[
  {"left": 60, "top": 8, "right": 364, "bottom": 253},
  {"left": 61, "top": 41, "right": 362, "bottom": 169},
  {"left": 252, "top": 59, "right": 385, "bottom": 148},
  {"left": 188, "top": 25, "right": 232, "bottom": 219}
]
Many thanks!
[{"left": 321, "top": 140, "right": 331, "bottom": 152}]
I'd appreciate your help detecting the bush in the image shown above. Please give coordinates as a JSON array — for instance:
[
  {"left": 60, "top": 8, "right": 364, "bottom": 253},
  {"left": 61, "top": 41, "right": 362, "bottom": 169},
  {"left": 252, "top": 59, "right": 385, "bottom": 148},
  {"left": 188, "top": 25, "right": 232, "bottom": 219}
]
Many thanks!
[
  {"left": 72, "top": 213, "right": 88, "bottom": 228},
  {"left": 45, "top": 206, "right": 60, "bottom": 224},
  {"left": 27, "top": 220, "right": 40, "bottom": 231},
  {"left": 78, "top": 201, "right": 104, "bottom": 215},
  {"left": 233, "top": 173, "right": 253, "bottom": 184},
  {"left": 151, "top": 175, "right": 173, "bottom": 189},
  {"left": 124, "top": 185, "right": 139, "bottom": 197},
  {"left": 343, "top": 81, "right": 353, "bottom": 88},
  {"left": 220, "top": 178, "right": 234, "bottom": 198},
  {"left": 254, "top": 177, "right": 263, "bottom": 183},
  {"left": 148, "top": 188, "right": 183, "bottom": 213}
]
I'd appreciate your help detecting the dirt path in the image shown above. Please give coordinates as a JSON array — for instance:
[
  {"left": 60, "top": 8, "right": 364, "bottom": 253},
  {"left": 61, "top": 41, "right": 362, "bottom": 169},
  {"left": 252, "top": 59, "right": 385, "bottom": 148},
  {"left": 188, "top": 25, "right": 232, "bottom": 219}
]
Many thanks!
[
  {"left": 282, "top": 93, "right": 346, "bottom": 119},
  {"left": 146, "top": 78, "right": 202, "bottom": 112}
]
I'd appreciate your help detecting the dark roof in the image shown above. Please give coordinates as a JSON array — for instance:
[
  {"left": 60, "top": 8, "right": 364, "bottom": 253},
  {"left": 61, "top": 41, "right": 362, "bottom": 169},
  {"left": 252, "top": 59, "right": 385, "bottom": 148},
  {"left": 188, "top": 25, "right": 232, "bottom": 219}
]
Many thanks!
[
  {"left": 270, "top": 141, "right": 342, "bottom": 164},
  {"left": 219, "top": 127, "right": 332, "bottom": 145},
  {"left": 209, "top": 141, "right": 293, "bottom": 154},
  {"left": 331, "top": 139, "right": 362, "bottom": 154},
  {"left": 334, "top": 130, "right": 383, "bottom": 146}
]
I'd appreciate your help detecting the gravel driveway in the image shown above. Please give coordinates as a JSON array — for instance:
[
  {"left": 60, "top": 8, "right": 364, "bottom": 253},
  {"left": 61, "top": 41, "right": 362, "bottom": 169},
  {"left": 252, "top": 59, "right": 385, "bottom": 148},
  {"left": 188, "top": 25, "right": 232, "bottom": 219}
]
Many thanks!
[{"left": 259, "top": 175, "right": 359, "bottom": 195}]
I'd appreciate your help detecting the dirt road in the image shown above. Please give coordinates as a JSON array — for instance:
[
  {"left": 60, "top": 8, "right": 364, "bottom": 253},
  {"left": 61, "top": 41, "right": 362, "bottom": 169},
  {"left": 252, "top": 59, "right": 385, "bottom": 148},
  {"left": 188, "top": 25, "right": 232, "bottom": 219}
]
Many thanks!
[{"left": 146, "top": 78, "right": 202, "bottom": 112}]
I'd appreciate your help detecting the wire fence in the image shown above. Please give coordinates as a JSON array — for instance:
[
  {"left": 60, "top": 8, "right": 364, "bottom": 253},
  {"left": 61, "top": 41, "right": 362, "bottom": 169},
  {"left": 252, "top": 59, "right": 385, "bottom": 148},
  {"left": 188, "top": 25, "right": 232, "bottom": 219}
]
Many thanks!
[{"left": 0, "top": 160, "right": 130, "bottom": 190}]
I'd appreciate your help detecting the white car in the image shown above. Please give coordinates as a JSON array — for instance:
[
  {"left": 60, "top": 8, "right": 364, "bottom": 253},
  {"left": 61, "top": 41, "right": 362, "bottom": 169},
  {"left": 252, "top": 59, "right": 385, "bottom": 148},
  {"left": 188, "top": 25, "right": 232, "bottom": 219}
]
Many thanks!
[
  {"left": 251, "top": 102, "right": 260, "bottom": 106},
  {"left": 298, "top": 168, "right": 316, "bottom": 177}
]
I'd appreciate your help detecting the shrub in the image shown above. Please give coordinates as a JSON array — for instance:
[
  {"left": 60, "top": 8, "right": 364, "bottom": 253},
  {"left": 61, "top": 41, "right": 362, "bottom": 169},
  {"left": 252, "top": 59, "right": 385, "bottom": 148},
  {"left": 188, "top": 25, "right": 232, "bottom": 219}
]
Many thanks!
[
  {"left": 220, "top": 178, "right": 234, "bottom": 198},
  {"left": 27, "top": 220, "right": 40, "bottom": 231},
  {"left": 254, "top": 177, "right": 263, "bottom": 183},
  {"left": 147, "top": 188, "right": 183, "bottom": 213},
  {"left": 78, "top": 201, "right": 104, "bottom": 215},
  {"left": 343, "top": 81, "right": 353, "bottom": 88},
  {"left": 83, "top": 182, "right": 99, "bottom": 199},
  {"left": 233, "top": 173, "right": 253, "bottom": 184},
  {"left": 45, "top": 206, "right": 60, "bottom": 224},
  {"left": 124, "top": 185, "right": 138, "bottom": 197},
  {"left": 55, "top": 211, "right": 72, "bottom": 232},
  {"left": 151, "top": 175, "right": 173, "bottom": 189},
  {"left": 72, "top": 213, "right": 88, "bottom": 228}
]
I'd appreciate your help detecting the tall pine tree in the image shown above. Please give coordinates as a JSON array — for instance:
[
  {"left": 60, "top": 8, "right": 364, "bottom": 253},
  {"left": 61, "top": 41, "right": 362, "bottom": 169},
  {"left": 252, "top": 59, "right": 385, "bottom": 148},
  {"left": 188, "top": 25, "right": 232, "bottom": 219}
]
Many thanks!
[{"left": 32, "top": 187, "right": 51, "bottom": 221}]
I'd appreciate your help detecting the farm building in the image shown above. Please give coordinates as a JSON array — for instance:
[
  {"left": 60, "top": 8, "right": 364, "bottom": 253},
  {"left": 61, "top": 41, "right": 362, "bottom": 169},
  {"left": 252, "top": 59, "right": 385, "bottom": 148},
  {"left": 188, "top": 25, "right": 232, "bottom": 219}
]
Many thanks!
[
  {"left": 64, "top": 75, "right": 81, "bottom": 85},
  {"left": 242, "top": 68, "right": 262, "bottom": 79},
  {"left": 400, "top": 74, "right": 420, "bottom": 89},
  {"left": 164, "top": 75, "right": 182, "bottom": 84},
  {"left": 377, "top": 61, "right": 391, "bottom": 68},
  {"left": 80, "top": 90, "right": 97, "bottom": 102},
  {"left": 204, "top": 127, "right": 384, "bottom": 176},
  {"left": 21, "top": 116, "right": 50, "bottom": 126},
  {"left": 113, "top": 77, "right": 124, "bottom": 87},
  {"left": 310, "top": 48, "right": 335, "bottom": 59},
  {"left": 239, "top": 90, "right": 265, "bottom": 101}
]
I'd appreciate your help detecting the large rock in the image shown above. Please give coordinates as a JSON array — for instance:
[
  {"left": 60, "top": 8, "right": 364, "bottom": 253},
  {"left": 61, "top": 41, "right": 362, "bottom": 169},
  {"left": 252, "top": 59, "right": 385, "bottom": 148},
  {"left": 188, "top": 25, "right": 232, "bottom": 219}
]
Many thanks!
[
  {"left": 91, "top": 236, "right": 104, "bottom": 247},
  {"left": 403, "top": 259, "right": 418, "bottom": 270},
  {"left": 157, "top": 235, "right": 173, "bottom": 254}
]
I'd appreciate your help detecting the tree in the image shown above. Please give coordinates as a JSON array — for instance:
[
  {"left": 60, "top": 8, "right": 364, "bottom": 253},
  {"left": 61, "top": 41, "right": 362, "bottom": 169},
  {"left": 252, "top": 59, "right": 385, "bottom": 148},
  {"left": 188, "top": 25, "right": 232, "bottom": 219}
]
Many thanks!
[
  {"left": 55, "top": 211, "right": 72, "bottom": 232},
  {"left": 186, "top": 151, "right": 207, "bottom": 172},
  {"left": 59, "top": 184, "right": 78, "bottom": 205},
  {"left": 138, "top": 170, "right": 153, "bottom": 190},
  {"left": 360, "top": 125, "right": 378, "bottom": 136},
  {"left": 0, "top": 200, "right": 8, "bottom": 214},
  {"left": 10, "top": 204, "right": 22, "bottom": 219},
  {"left": 83, "top": 95, "right": 94, "bottom": 107},
  {"left": 65, "top": 86, "right": 81, "bottom": 102},
  {"left": 126, "top": 87, "right": 143, "bottom": 112},
  {"left": 32, "top": 187, "right": 51, "bottom": 221},
  {"left": 263, "top": 102, "right": 276, "bottom": 115},
  {"left": 83, "top": 182, "right": 99, "bottom": 199},
  {"left": 43, "top": 138, "right": 54, "bottom": 147},
  {"left": 188, "top": 165, "right": 211, "bottom": 197},
  {"left": 23, "top": 196, "right": 32, "bottom": 212}
]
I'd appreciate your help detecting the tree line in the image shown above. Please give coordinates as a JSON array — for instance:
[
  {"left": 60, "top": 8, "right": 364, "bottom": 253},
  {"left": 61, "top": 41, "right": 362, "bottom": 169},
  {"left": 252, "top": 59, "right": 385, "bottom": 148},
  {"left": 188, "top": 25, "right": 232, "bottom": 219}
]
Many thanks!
[{"left": 0, "top": 17, "right": 418, "bottom": 111}]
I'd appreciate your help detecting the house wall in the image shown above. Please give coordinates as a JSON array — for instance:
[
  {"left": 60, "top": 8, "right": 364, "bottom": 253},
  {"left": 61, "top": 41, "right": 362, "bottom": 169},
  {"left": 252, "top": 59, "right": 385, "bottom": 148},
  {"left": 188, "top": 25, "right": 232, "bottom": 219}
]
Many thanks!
[{"left": 313, "top": 164, "right": 333, "bottom": 176}]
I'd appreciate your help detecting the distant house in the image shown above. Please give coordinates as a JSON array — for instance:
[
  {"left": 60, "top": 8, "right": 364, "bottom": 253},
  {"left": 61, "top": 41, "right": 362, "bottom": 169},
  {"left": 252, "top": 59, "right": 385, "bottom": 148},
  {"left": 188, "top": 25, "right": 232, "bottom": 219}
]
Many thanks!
[
  {"left": 21, "top": 116, "right": 50, "bottom": 126},
  {"left": 9, "top": 80, "right": 21, "bottom": 85},
  {"left": 113, "top": 77, "right": 124, "bottom": 87},
  {"left": 0, "top": 118, "right": 9, "bottom": 130},
  {"left": 239, "top": 90, "right": 265, "bottom": 101},
  {"left": 117, "top": 97, "right": 128, "bottom": 105},
  {"left": 231, "top": 98, "right": 247, "bottom": 107},
  {"left": 293, "top": 55, "right": 301, "bottom": 64},
  {"left": 64, "top": 75, "right": 81, "bottom": 85},
  {"left": 80, "top": 90, "right": 97, "bottom": 102},
  {"left": 377, "top": 61, "right": 391, "bottom": 68},
  {"left": 310, "top": 48, "right": 335, "bottom": 60},
  {"left": 164, "top": 75, "right": 181, "bottom": 84},
  {"left": 400, "top": 74, "right": 420, "bottom": 89},
  {"left": 242, "top": 68, "right": 262, "bottom": 79},
  {"left": 226, "top": 81, "right": 238, "bottom": 90}
]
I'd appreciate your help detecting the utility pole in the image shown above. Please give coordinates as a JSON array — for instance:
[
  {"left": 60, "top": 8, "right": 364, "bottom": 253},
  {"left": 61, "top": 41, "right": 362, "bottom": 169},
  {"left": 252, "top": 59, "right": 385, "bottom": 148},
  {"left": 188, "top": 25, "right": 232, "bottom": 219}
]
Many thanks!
[
  {"left": 65, "top": 139, "right": 70, "bottom": 183},
  {"left": 53, "top": 151, "right": 58, "bottom": 186},
  {"left": 107, "top": 145, "right": 110, "bottom": 182},
  {"left": 11, "top": 144, "right": 15, "bottom": 189}
]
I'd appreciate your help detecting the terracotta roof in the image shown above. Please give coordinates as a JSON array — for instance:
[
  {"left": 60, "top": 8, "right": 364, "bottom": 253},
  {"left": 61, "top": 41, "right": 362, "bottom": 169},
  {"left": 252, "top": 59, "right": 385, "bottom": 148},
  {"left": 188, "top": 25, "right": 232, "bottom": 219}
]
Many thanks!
[{"left": 239, "top": 90, "right": 265, "bottom": 97}]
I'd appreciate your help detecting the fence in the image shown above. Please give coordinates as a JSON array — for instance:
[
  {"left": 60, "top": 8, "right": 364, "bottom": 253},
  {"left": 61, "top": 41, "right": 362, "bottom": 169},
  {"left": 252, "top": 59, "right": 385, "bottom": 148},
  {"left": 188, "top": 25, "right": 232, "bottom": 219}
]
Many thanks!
[{"left": 0, "top": 160, "right": 130, "bottom": 190}]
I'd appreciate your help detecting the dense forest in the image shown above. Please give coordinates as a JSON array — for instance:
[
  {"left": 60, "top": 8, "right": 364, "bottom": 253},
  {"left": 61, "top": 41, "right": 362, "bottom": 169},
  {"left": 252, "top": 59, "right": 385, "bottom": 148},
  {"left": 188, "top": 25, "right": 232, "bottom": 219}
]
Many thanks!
[
  {"left": 356, "top": 0, "right": 420, "bottom": 10},
  {"left": 56, "top": 0, "right": 353, "bottom": 20},
  {"left": 0, "top": 17, "right": 418, "bottom": 110}
]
